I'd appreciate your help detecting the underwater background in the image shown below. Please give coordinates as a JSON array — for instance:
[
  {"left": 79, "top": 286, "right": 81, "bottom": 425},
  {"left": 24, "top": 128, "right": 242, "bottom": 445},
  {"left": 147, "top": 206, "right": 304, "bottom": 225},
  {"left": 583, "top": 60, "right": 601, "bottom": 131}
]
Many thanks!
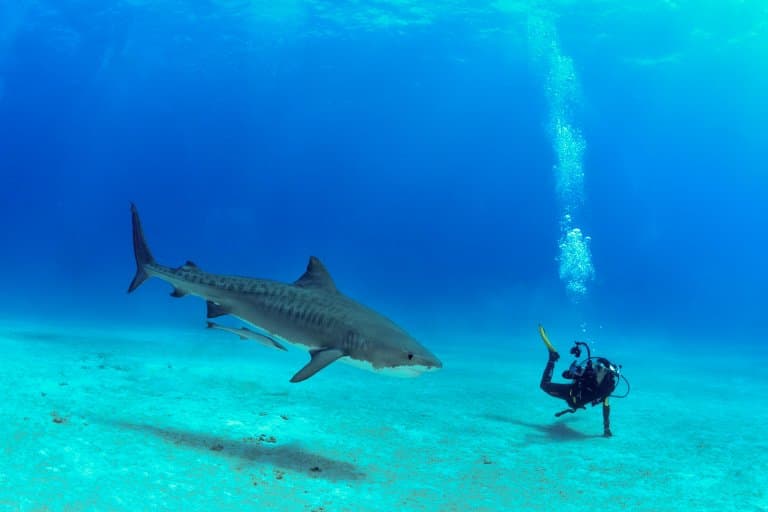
[{"left": 1, "top": 1, "right": 766, "bottom": 511}]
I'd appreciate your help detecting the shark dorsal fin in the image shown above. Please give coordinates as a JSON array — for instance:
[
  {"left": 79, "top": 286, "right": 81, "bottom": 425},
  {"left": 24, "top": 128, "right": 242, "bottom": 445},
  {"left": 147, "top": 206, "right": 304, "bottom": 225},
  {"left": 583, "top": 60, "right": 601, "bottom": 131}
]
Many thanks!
[{"left": 294, "top": 256, "right": 338, "bottom": 293}]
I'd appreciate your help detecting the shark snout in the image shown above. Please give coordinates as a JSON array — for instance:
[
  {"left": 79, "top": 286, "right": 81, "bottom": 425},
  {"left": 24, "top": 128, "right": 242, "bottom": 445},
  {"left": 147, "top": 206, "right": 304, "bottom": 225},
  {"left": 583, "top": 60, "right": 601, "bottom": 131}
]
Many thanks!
[{"left": 412, "top": 350, "right": 443, "bottom": 371}]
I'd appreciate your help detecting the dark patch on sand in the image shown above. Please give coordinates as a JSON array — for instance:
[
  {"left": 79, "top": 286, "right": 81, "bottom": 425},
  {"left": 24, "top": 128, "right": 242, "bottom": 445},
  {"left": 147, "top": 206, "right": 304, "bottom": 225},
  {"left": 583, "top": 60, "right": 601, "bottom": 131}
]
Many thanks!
[
  {"left": 483, "top": 413, "right": 603, "bottom": 442},
  {"left": 106, "top": 420, "right": 365, "bottom": 482}
]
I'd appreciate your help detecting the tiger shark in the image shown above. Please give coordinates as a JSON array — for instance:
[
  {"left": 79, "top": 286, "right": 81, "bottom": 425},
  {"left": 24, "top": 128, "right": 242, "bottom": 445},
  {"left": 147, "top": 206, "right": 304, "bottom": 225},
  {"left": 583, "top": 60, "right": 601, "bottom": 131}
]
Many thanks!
[{"left": 127, "top": 204, "right": 442, "bottom": 382}]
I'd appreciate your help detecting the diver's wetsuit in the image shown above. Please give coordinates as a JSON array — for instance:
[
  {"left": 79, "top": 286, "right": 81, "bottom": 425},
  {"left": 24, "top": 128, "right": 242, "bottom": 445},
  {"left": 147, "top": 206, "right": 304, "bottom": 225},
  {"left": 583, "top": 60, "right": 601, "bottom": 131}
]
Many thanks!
[
  {"left": 539, "top": 354, "right": 572, "bottom": 403},
  {"left": 540, "top": 353, "right": 613, "bottom": 436},
  {"left": 540, "top": 355, "right": 610, "bottom": 408}
]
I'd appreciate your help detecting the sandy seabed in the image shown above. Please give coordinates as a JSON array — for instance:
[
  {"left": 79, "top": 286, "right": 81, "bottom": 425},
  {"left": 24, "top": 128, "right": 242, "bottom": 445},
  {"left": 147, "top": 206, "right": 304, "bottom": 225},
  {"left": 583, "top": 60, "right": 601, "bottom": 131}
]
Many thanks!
[{"left": 0, "top": 321, "right": 765, "bottom": 512}]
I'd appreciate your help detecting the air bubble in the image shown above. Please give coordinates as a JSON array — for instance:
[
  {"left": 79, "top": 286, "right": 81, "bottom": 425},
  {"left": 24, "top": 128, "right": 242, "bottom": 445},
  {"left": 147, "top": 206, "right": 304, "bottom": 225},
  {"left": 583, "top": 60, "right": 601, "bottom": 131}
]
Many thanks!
[{"left": 529, "top": 14, "right": 595, "bottom": 300}]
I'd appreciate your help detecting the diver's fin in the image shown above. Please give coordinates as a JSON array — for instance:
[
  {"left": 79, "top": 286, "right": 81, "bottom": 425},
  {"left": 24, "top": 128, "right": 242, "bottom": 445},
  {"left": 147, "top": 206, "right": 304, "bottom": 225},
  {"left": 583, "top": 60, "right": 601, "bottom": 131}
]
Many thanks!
[
  {"left": 538, "top": 324, "right": 558, "bottom": 354},
  {"left": 289, "top": 348, "right": 345, "bottom": 383}
]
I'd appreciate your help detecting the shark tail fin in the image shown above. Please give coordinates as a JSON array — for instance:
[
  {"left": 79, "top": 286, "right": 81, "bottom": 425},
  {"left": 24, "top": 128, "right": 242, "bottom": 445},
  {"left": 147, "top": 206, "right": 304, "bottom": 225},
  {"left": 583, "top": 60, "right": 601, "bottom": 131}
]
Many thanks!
[{"left": 127, "top": 203, "right": 157, "bottom": 293}]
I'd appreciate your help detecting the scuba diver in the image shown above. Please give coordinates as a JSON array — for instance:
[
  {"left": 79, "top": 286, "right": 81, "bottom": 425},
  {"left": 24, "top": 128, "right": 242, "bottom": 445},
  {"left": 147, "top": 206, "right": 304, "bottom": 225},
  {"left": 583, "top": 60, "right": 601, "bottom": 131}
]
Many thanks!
[{"left": 537, "top": 325, "right": 628, "bottom": 437}]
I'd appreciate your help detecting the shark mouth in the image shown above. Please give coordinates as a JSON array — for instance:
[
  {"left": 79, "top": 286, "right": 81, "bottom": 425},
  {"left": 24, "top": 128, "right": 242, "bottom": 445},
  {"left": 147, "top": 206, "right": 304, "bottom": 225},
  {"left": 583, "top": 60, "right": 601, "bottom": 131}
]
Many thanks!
[{"left": 340, "top": 358, "right": 434, "bottom": 378}]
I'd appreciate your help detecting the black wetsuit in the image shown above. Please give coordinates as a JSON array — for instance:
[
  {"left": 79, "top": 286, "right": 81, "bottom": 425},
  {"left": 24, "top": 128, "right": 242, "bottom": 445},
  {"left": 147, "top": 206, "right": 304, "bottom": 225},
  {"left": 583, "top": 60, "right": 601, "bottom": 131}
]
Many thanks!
[{"left": 540, "top": 354, "right": 614, "bottom": 436}]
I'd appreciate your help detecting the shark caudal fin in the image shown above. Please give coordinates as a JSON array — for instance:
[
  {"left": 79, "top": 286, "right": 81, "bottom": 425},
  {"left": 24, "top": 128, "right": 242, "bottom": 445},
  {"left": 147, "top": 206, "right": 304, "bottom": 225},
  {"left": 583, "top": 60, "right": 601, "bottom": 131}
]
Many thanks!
[{"left": 127, "top": 203, "right": 157, "bottom": 293}]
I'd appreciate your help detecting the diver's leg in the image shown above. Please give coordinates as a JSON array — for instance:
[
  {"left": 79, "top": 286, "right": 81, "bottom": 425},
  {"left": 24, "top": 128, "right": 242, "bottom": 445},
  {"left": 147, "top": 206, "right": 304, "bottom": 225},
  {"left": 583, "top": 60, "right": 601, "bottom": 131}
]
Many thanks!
[
  {"left": 539, "top": 354, "right": 571, "bottom": 400},
  {"left": 602, "top": 399, "right": 612, "bottom": 437},
  {"left": 539, "top": 351, "right": 558, "bottom": 388},
  {"left": 538, "top": 325, "right": 571, "bottom": 400}
]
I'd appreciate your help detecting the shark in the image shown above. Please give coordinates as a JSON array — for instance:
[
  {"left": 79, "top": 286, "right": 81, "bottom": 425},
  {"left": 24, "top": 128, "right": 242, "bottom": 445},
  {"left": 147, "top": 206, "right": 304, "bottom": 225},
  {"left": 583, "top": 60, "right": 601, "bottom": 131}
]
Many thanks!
[{"left": 127, "top": 204, "right": 442, "bottom": 382}]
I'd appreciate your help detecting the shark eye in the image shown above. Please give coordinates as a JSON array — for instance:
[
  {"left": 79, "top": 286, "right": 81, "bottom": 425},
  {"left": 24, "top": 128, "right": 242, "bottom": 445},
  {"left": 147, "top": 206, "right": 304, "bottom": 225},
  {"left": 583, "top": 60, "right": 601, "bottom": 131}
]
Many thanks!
[{"left": 407, "top": 353, "right": 414, "bottom": 360}]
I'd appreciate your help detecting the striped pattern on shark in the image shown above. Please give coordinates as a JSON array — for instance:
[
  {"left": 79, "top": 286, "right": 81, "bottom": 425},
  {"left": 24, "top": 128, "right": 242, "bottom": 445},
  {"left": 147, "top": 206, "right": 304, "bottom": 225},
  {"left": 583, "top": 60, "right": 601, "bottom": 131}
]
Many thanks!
[{"left": 127, "top": 204, "right": 442, "bottom": 382}]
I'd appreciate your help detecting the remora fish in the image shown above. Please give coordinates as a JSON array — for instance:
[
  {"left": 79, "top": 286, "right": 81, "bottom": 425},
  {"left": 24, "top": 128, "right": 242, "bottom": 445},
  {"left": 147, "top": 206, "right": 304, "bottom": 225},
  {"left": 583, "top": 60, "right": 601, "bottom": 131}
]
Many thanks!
[
  {"left": 206, "top": 321, "right": 287, "bottom": 352},
  {"left": 127, "top": 204, "right": 442, "bottom": 382}
]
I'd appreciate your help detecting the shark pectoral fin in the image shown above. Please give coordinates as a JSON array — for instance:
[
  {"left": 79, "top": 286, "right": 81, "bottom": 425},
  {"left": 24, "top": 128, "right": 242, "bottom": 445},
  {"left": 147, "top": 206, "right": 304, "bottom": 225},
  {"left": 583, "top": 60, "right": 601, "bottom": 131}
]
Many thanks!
[
  {"left": 206, "top": 301, "right": 230, "bottom": 318},
  {"left": 170, "top": 287, "right": 189, "bottom": 298},
  {"left": 290, "top": 348, "right": 345, "bottom": 383}
]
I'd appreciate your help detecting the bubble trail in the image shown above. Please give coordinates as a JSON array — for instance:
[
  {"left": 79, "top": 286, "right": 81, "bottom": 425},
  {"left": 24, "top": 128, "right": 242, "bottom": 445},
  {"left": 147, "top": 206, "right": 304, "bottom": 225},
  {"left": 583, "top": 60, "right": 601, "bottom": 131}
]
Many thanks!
[{"left": 528, "top": 15, "right": 595, "bottom": 301}]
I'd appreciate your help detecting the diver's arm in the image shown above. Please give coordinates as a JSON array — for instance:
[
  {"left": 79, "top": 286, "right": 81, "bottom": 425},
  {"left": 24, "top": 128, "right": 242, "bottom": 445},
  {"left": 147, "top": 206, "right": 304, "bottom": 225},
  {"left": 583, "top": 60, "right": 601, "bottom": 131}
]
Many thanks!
[{"left": 602, "top": 398, "right": 612, "bottom": 437}]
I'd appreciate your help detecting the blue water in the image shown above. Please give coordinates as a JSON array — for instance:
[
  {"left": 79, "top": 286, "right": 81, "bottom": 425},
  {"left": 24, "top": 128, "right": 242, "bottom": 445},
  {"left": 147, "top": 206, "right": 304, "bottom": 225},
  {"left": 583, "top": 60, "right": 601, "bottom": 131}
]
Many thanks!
[
  {"left": 2, "top": 1, "right": 765, "bottom": 343},
  {"left": 0, "top": 2, "right": 767, "bottom": 510}
]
